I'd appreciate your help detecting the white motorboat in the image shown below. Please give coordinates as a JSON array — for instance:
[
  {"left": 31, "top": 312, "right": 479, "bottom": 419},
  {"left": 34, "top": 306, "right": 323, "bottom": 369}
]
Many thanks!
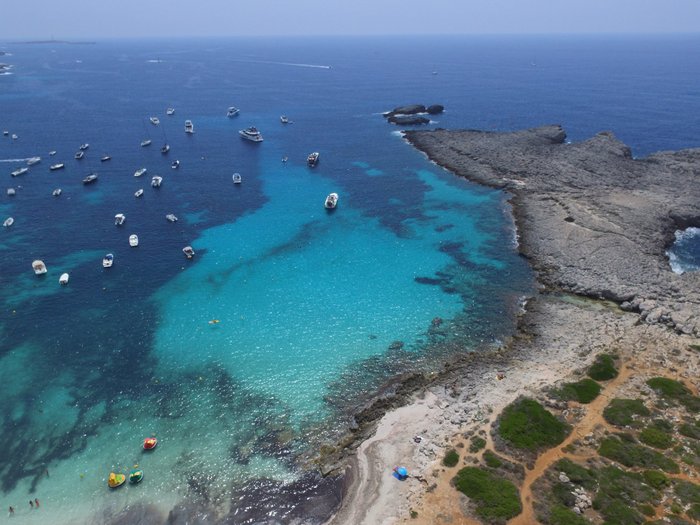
[
  {"left": 129, "top": 234, "right": 139, "bottom": 247},
  {"left": 184, "top": 120, "right": 194, "bottom": 134},
  {"left": 74, "top": 151, "right": 84, "bottom": 160},
  {"left": 161, "top": 143, "right": 170, "bottom": 154},
  {"left": 239, "top": 127, "right": 263, "bottom": 142},
  {"left": 82, "top": 173, "right": 98, "bottom": 184},
  {"left": 27, "top": 156, "right": 41, "bottom": 166},
  {"left": 135, "top": 188, "right": 144, "bottom": 198},
  {"left": 134, "top": 167, "right": 147, "bottom": 177},
  {"left": 171, "top": 160, "right": 180, "bottom": 169},
  {"left": 79, "top": 143, "right": 89, "bottom": 150},
  {"left": 3, "top": 217, "right": 13, "bottom": 227},
  {"left": 101, "top": 155, "right": 111, "bottom": 162},
  {"left": 151, "top": 175, "right": 163, "bottom": 187},
  {"left": 50, "top": 163, "right": 65, "bottom": 170},
  {"left": 2, "top": 130, "right": 8, "bottom": 136},
  {"left": 114, "top": 213, "right": 126, "bottom": 226},
  {"left": 324, "top": 192, "right": 339, "bottom": 209},
  {"left": 140, "top": 139, "right": 152, "bottom": 147},
  {"left": 11, "top": 167, "right": 29, "bottom": 177},
  {"left": 166, "top": 213, "right": 178, "bottom": 222},
  {"left": 49, "top": 150, "right": 57, "bottom": 156},
  {"left": 150, "top": 116, "right": 160, "bottom": 125},
  {"left": 232, "top": 172, "right": 242, "bottom": 184},
  {"left": 11, "top": 134, "right": 18, "bottom": 140},
  {"left": 102, "top": 253, "right": 114, "bottom": 268},
  {"left": 32, "top": 260, "right": 48, "bottom": 275},
  {"left": 166, "top": 108, "right": 175, "bottom": 115},
  {"left": 182, "top": 246, "right": 195, "bottom": 259},
  {"left": 59, "top": 273, "right": 69, "bottom": 285},
  {"left": 307, "top": 152, "right": 319, "bottom": 167},
  {"left": 7, "top": 188, "right": 16, "bottom": 196},
  {"left": 52, "top": 188, "right": 62, "bottom": 196},
  {"left": 280, "top": 115, "right": 289, "bottom": 124},
  {"left": 227, "top": 106, "right": 240, "bottom": 117}
]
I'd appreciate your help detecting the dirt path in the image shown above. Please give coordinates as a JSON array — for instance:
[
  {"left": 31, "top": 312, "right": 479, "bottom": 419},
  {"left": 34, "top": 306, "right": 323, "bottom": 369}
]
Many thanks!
[{"left": 509, "top": 364, "right": 632, "bottom": 525}]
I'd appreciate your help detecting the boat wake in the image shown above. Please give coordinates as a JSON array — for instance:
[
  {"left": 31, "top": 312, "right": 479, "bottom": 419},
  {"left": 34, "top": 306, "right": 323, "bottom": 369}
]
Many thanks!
[
  {"left": 0, "top": 158, "right": 32, "bottom": 163},
  {"left": 233, "top": 59, "right": 331, "bottom": 69}
]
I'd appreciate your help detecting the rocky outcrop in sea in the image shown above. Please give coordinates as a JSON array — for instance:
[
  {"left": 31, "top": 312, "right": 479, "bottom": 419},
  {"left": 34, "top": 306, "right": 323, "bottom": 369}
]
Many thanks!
[{"left": 383, "top": 103, "right": 444, "bottom": 125}]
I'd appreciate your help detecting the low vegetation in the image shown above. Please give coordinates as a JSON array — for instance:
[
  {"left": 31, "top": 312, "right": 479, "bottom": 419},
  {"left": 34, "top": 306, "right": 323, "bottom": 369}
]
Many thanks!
[
  {"left": 442, "top": 448, "right": 459, "bottom": 467},
  {"left": 602, "top": 398, "right": 650, "bottom": 427},
  {"left": 553, "top": 378, "right": 601, "bottom": 404},
  {"left": 469, "top": 436, "right": 487, "bottom": 453},
  {"left": 647, "top": 377, "right": 700, "bottom": 412},
  {"left": 453, "top": 467, "right": 522, "bottom": 523},
  {"left": 483, "top": 450, "right": 503, "bottom": 469},
  {"left": 598, "top": 433, "right": 680, "bottom": 473},
  {"left": 498, "top": 398, "right": 570, "bottom": 451},
  {"left": 587, "top": 353, "right": 618, "bottom": 381}
]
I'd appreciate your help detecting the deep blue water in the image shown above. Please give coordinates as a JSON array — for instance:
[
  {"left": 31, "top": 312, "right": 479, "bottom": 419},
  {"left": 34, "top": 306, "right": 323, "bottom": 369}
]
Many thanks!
[{"left": 0, "top": 35, "right": 699, "bottom": 523}]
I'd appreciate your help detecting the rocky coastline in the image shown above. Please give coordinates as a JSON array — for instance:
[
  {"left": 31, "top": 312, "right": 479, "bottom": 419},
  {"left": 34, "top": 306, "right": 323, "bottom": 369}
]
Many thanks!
[{"left": 324, "top": 125, "right": 700, "bottom": 525}]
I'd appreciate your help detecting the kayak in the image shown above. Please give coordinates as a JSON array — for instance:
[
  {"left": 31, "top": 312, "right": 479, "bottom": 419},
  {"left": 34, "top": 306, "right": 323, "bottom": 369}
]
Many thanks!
[
  {"left": 143, "top": 437, "right": 158, "bottom": 450},
  {"left": 108, "top": 472, "right": 126, "bottom": 488},
  {"left": 129, "top": 467, "right": 144, "bottom": 484}
]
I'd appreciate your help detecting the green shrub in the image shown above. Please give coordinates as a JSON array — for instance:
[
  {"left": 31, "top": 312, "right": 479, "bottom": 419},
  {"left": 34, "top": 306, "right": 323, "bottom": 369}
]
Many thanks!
[
  {"left": 551, "top": 482, "right": 576, "bottom": 507},
  {"left": 639, "top": 426, "right": 673, "bottom": 449},
  {"left": 409, "top": 509, "right": 418, "bottom": 519},
  {"left": 679, "top": 420, "right": 700, "bottom": 440},
  {"left": 588, "top": 354, "right": 618, "bottom": 381},
  {"left": 647, "top": 377, "right": 691, "bottom": 397},
  {"left": 674, "top": 480, "right": 700, "bottom": 504},
  {"left": 469, "top": 436, "right": 487, "bottom": 453},
  {"left": 554, "top": 378, "right": 601, "bottom": 404},
  {"left": 594, "top": 466, "right": 659, "bottom": 507},
  {"left": 443, "top": 448, "right": 459, "bottom": 467},
  {"left": 498, "top": 398, "right": 570, "bottom": 451},
  {"left": 453, "top": 467, "right": 522, "bottom": 522},
  {"left": 689, "top": 344, "right": 700, "bottom": 352},
  {"left": 548, "top": 504, "right": 592, "bottom": 525},
  {"left": 638, "top": 503, "right": 655, "bottom": 517},
  {"left": 598, "top": 499, "right": 644, "bottom": 525},
  {"left": 602, "top": 398, "right": 650, "bottom": 427},
  {"left": 647, "top": 377, "right": 700, "bottom": 412},
  {"left": 642, "top": 470, "right": 669, "bottom": 489},
  {"left": 483, "top": 449, "right": 503, "bottom": 469},
  {"left": 554, "top": 458, "right": 597, "bottom": 490},
  {"left": 689, "top": 503, "right": 700, "bottom": 521},
  {"left": 599, "top": 435, "right": 679, "bottom": 473}
]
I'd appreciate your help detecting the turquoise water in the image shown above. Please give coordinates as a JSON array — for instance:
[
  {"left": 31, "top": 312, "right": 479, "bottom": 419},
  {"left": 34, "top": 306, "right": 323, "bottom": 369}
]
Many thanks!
[{"left": 1, "top": 35, "right": 698, "bottom": 523}]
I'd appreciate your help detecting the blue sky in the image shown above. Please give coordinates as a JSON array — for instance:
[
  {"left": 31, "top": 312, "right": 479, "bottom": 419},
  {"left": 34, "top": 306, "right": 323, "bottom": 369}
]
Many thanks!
[{"left": 1, "top": 0, "right": 699, "bottom": 39}]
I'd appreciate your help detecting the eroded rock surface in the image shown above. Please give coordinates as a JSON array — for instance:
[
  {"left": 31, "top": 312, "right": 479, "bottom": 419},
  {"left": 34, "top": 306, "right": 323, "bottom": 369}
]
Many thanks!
[{"left": 406, "top": 125, "right": 700, "bottom": 335}]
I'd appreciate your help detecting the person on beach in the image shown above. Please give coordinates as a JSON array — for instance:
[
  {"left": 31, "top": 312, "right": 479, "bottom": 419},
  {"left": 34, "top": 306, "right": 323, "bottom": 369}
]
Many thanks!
[
  {"left": 8, "top": 506, "right": 14, "bottom": 515},
  {"left": 34, "top": 498, "right": 40, "bottom": 508},
  {"left": 29, "top": 500, "right": 33, "bottom": 508}
]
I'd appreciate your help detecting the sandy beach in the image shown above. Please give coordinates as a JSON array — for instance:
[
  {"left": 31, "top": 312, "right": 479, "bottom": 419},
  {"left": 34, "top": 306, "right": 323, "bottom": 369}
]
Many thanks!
[{"left": 326, "top": 126, "right": 700, "bottom": 525}]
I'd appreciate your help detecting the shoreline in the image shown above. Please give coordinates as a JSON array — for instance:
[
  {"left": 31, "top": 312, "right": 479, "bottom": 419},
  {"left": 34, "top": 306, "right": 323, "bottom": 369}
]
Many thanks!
[{"left": 325, "top": 125, "right": 700, "bottom": 524}]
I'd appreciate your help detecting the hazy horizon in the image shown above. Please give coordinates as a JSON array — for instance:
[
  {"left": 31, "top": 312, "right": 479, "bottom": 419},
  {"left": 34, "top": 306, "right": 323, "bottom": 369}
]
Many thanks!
[{"left": 1, "top": 0, "right": 699, "bottom": 40}]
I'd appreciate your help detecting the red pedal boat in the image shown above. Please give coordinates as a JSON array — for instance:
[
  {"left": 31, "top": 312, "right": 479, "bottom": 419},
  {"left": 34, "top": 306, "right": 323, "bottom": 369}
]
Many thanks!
[{"left": 143, "top": 437, "right": 158, "bottom": 450}]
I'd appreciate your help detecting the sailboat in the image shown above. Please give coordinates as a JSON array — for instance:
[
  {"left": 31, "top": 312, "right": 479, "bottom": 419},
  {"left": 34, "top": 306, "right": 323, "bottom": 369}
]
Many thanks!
[{"left": 140, "top": 118, "right": 152, "bottom": 147}]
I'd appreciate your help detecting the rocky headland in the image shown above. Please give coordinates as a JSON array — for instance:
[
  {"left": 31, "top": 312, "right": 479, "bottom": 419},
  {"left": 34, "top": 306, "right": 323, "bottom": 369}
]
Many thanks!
[
  {"left": 326, "top": 126, "right": 700, "bottom": 525},
  {"left": 406, "top": 125, "right": 700, "bottom": 336}
]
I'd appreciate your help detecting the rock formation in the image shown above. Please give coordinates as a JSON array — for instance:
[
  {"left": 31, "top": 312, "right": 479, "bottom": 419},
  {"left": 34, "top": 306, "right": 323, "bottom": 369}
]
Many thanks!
[{"left": 405, "top": 125, "right": 700, "bottom": 336}]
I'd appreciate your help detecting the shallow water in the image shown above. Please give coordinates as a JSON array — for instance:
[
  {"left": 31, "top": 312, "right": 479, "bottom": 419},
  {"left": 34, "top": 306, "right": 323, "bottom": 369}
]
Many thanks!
[{"left": 0, "top": 35, "right": 698, "bottom": 522}]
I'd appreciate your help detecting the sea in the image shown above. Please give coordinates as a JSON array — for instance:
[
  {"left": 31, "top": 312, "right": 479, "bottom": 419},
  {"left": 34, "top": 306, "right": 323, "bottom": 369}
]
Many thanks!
[{"left": 0, "top": 35, "right": 699, "bottom": 524}]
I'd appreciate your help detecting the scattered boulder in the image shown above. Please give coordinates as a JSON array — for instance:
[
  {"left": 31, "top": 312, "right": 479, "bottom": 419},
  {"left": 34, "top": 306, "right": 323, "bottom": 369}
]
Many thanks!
[{"left": 427, "top": 104, "right": 444, "bottom": 115}]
